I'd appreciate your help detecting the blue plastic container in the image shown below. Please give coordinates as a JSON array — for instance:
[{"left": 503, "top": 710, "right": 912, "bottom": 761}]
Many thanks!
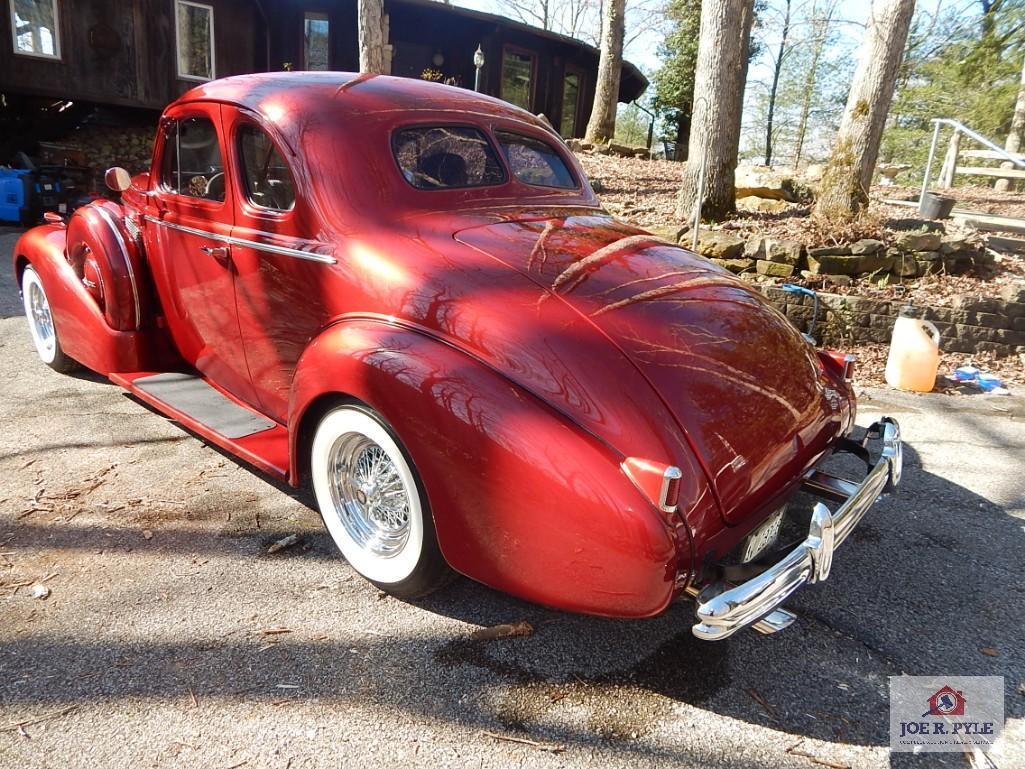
[{"left": 0, "top": 168, "right": 31, "bottom": 224}]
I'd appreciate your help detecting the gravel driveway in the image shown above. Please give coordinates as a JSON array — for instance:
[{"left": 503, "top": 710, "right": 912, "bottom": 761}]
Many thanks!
[{"left": 1, "top": 226, "right": 1022, "bottom": 768}]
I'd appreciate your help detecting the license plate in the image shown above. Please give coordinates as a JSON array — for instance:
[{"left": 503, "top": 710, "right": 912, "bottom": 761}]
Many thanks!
[
  {"left": 740, "top": 507, "right": 784, "bottom": 562},
  {"left": 58, "top": 203, "right": 67, "bottom": 213}
]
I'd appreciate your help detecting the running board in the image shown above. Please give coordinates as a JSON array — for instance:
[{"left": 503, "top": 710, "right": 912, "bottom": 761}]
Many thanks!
[{"left": 110, "top": 371, "right": 290, "bottom": 481}]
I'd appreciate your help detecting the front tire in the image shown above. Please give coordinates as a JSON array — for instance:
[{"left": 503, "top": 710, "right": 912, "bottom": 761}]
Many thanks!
[
  {"left": 21, "top": 267, "right": 77, "bottom": 373},
  {"left": 310, "top": 404, "right": 449, "bottom": 598}
]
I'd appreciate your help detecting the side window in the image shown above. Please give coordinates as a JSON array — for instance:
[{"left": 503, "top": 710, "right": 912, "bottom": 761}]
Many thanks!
[
  {"left": 162, "top": 116, "right": 226, "bottom": 202},
  {"left": 237, "top": 124, "right": 296, "bottom": 211},
  {"left": 392, "top": 126, "right": 506, "bottom": 190},
  {"left": 495, "top": 130, "right": 577, "bottom": 189}
]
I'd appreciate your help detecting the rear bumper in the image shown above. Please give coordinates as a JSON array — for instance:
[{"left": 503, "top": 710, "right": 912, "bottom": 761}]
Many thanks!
[{"left": 690, "top": 417, "right": 902, "bottom": 641}]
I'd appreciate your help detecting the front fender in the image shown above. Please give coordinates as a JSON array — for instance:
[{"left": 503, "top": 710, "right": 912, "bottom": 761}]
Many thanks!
[
  {"left": 289, "top": 319, "right": 690, "bottom": 617},
  {"left": 12, "top": 224, "right": 154, "bottom": 374}
]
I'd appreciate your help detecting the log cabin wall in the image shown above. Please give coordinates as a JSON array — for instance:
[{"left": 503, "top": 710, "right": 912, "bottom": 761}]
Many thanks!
[
  {"left": 1, "top": 0, "right": 643, "bottom": 138},
  {"left": 0, "top": 0, "right": 261, "bottom": 109}
]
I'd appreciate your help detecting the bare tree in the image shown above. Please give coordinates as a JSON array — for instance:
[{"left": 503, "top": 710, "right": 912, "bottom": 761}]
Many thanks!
[
  {"left": 813, "top": 0, "right": 915, "bottom": 223},
  {"left": 358, "top": 0, "right": 388, "bottom": 74},
  {"left": 995, "top": 52, "right": 1025, "bottom": 192},
  {"left": 764, "top": 0, "right": 792, "bottom": 166},
  {"left": 585, "top": 0, "right": 626, "bottom": 143},
  {"left": 675, "top": 0, "right": 755, "bottom": 221},
  {"left": 792, "top": 0, "right": 838, "bottom": 169}
]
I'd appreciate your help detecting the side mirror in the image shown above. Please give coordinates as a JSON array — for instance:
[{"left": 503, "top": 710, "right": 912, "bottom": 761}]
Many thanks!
[{"left": 105, "top": 167, "right": 132, "bottom": 193}]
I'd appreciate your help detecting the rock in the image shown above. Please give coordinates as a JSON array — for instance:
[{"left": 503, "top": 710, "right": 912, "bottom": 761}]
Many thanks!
[
  {"left": 850, "top": 238, "right": 884, "bottom": 255},
  {"left": 891, "top": 252, "right": 920, "bottom": 277},
  {"left": 822, "top": 274, "right": 853, "bottom": 286},
  {"left": 634, "top": 150, "right": 651, "bottom": 160},
  {"left": 953, "top": 296, "right": 1002, "bottom": 314},
  {"left": 891, "top": 218, "right": 945, "bottom": 234},
  {"left": 807, "top": 252, "right": 892, "bottom": 275},
  {"left": 802, "top": 163, "right": 825, "bottom": 182},
  {"left": 695, "top": 231, "right": 746, "bottom": 260},
  {"left": 808, "top": 245, "right": 852, "bottom": 257},
  {"left": 566, "top": 138, "right": 584, "bottom": 152},
  {"left": 710, "top": 257, "right": 755, "bottom": 273},
  {"left": 999, "top": 283, "right": 1025, "bottom": 303},
  {"left": 877, "top": 162, "right": 912, "bottom": 185},
  {"left": 897, "top": 230, "right": 943, "bottom": 251},
  {"left": 736, "top": 195, "right": 788, "bottom": 213},
  {"left": 735, "top": 165, "right": 801, "bottom": 202},
  {"left": 764, "top": 238, "right": 803, "bottom": 265},
  {"left": 649, "top": 225, "right": 688, "bottom": 244},
  {"left": 916, "top": 257, "right": 944, "bottom": 275},
  {"left": 30, "top": 584, "right": 50, "bottom": 600},
  {"left": 756, "top": 260, "right": 794, "bottom": 278}
]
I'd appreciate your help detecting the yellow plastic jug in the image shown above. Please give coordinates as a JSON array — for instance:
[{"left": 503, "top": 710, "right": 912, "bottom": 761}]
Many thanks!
[{"left": 885, "top": 308, "right": 941, "bottom": 392}]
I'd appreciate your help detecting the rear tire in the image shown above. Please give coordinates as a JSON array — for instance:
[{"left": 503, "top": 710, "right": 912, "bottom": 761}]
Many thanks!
[
  {"left": 21, "top": 267, "right": 77, "bottom": 373},
  {"left": 310, "top": 404, "right": 449, "bottom": 598}
]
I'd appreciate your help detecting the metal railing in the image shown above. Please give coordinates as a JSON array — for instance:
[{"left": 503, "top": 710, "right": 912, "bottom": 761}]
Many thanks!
[{"left": 919, "top": 118, "right": 1025, "bottom": 215}]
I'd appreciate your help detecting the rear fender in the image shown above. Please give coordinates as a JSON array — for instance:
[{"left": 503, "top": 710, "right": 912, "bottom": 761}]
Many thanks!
[
  {"left": 288, "top": 319, "right": 688, "bottom": 617},
  {"left": 13, "top": 224, "right": 166, "bottom": 374}
]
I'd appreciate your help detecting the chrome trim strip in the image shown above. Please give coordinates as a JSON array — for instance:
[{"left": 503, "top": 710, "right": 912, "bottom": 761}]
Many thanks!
[
  {"left": 94, "top": 205, "right": 141, "bottom": 331},
  {"left": 143, "top": 215, "right": 337, "bottom": 264},
  {"left": 691, "top": 417, "right": 901, "bottom": 641}
]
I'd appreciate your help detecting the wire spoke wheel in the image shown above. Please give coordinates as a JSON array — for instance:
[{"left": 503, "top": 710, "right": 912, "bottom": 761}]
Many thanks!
[
  {"left": 311, "top": 405, "right": 448, "bottom": 596},
  {"left": 21, "top": 267, "right": 75, "bottom": 372},
  {"left": 328, "top": 435, "right": 412, "bottom": 558}
]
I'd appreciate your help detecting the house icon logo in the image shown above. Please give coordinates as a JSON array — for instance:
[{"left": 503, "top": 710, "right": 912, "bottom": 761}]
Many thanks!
[{"left": 922, "top": 685, "right": 966, "bottom": 717}]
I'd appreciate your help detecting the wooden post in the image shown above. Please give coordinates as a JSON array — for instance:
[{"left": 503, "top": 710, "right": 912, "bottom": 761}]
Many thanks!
[{"left": 938, "top": 131, "right": 961, "bottom": 189}]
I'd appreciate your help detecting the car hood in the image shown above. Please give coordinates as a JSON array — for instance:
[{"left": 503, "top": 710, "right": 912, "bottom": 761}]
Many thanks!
[{"left": 455, "top": 214, "right": 851, "bottom": 524}]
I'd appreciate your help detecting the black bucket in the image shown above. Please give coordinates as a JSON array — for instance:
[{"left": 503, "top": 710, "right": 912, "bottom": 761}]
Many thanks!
[{"left": 919, "top": 192, "right": 956, "bottom": 220}]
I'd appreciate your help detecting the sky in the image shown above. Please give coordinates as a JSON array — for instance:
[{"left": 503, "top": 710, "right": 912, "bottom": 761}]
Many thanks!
[{"left": 450, "top": 0, "right": 953, "bottom": 80}]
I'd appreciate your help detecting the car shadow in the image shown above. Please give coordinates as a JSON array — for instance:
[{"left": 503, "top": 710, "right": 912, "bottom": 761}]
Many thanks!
[{"left": 2, "top": 432, "right": 1020, "bottom": 767}]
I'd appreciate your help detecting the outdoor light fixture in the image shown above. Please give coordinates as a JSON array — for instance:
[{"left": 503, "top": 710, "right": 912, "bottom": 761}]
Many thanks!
[{"left": 473, "top": 44, "right": 484, "bottom": 92}]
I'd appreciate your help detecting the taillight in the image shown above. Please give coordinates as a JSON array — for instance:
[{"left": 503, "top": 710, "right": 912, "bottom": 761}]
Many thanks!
[
  {"left": 622, "top": 458, "right": 683, "bottom": 514},
  {"left": 819, "top": 350, "right": 856, "bottom": 382}
]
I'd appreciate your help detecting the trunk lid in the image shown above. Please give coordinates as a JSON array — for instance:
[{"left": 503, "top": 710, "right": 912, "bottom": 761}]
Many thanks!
[{"left": 456, "top": 214, "right": 850, "bottom": 525}]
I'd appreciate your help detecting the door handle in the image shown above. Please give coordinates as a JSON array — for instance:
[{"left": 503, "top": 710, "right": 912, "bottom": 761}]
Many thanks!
[{"left": 200, "top": 245, "right": 230, "bottom": 264}]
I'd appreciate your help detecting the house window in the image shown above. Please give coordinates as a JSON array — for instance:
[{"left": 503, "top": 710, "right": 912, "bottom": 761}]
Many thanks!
[
  {"left": 9, "top": 0, "right": 60, "bottom": 59},
  {"left": 303, "top": 12, "right": 329, "bottom": 71},
  {"left": 501, "top": 48, "right": 535, "bottom": 111},
  {"left": 175, "top": 0, "right": 215, "bottom": 81},
  {"left": 560, "top": 71, "right": 582, "bottom": 138}
]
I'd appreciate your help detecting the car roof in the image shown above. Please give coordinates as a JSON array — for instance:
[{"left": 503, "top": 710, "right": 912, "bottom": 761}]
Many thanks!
[{"left": 174, "top": 72, "right": 554, "bottom": 133}]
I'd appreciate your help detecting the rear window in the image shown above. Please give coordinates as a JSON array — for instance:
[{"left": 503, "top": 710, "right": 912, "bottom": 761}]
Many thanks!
[
  {"left": 495, "top": 130, "right": 576, "bottom": 189},
  {"left": 393, "top": 126, "right": 506, "bottom": 190}
]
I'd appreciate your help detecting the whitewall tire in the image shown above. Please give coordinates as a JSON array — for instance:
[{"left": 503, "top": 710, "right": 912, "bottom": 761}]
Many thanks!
[
  {"left": 22, "top": 267, "right": 76, "bottom": 373},
  {"left": 311, "top": 404, "right": 448, "bottom": 597}
]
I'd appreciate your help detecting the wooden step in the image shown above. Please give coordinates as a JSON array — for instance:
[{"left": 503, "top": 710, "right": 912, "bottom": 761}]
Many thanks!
[
  {"left": 960, "top": 149, "right": 1025, "bottom": 162},
  {"left": 881, "top": 198, "right": 1025, "bottom": 234},
  {"left": 954, "top": 165, "right": 1025, "bottom": 180},
  {"left": 110, "top": 371, "right": 290, "bottom": 482}
]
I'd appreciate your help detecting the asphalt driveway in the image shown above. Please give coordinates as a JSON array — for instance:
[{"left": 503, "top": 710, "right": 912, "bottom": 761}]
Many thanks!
[{"left": 1, "top": 226, "right": 1023, "bottom": 768}]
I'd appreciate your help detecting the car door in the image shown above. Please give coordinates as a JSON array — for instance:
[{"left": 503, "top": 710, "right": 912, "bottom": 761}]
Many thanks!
[
  {"left": 223, "top": 110, "right": 334, "bottom": 423},
  {"left": 145, "top": 104, "right": 259, "bottom": 407}
]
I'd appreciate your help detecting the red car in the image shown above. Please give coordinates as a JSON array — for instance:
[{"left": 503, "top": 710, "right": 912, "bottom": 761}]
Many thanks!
[{"left": 12, "top": 73, "right": 902, "bottom": 640}]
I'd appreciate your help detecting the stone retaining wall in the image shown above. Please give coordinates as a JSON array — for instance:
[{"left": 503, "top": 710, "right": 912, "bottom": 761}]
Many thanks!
[{"left": 759, "top": 285, "right": 1025, "bottom": 356}]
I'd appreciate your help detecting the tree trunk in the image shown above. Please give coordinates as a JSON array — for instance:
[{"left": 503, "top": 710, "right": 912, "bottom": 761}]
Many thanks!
[
  {"left": 584, "top": 0, "right": 625, "bottom": 143},
  {"left": 793, "top": 1, "right": 835, "bottom": 169},
  {"left": 995, "top": 52, "right": 1025, "bottom": 192},
  {"left": 765, "top": 0, "right": 792, "bottom": 167},
  {"left": 675, "top": 0, "right": 754, "bottom": 222},
  {"left": 358, "top": 0, "right": 388, "bottom": 74},
  {"left": 813, "top": 0, "right": 915, "bottom": 224}
]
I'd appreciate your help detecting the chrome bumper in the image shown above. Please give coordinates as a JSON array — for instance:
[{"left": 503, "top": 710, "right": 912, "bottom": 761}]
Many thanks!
[{"left": 691, "top": 417, "right": 902, "bottom": 641}]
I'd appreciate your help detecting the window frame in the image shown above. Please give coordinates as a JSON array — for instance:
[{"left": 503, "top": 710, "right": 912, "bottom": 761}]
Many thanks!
[
  {"left": 158, "top": 114, "right": 228, "bottom": 207},
  {"left": 499, "top": 45, "right": 537, "bottom": 112},
  {"left": 234, "top": 120, "right": 298, "bottom": 214},
  {"left": 494, "top": 129, "right": 580, "bottom": 190},
  {"left": 9, "top": 0, "right": 62, "bottom": 60},
  {"left": 559, "top": 68, "right": 584, "bottom": 139},
  {"left": 389, "top": 123, "right": 509, "bottom": 192},
  {"left": 174, "top": 0, "right": 216, "bottom": 83},
  {"left": 302, "top": 10, "right": 330, "bottom": 71}
]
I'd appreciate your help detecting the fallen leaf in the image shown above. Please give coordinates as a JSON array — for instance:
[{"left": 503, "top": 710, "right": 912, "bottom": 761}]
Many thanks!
[
  {"left": 266, "top": 534, "right": 300, "bottom": 554},
  {"left": 258, "top": 627, "right": 292, "bottom": 636},
  {"left": 980, "top": 647, "right": 999, "bottom": 657},
  {"left": 470, "top": 621, "right": 534, "bottom": 641},
  {"left": 142, "top": 530, "right": 153, "bottom": 541}
]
